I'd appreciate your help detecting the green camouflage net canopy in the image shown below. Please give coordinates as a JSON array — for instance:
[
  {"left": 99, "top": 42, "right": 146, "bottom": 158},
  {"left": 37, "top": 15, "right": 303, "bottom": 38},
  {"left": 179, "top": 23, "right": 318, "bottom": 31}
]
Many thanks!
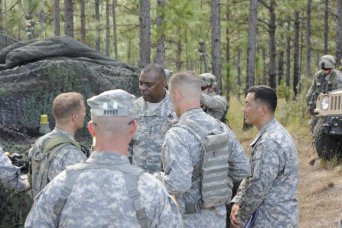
[{"left": 0, "top": 36, "right": 140, "bottom": 152}]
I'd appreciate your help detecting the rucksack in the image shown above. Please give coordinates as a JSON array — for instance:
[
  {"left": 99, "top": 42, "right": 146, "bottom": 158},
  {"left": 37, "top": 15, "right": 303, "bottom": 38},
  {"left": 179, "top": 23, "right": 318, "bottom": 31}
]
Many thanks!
[
  {"left": 29, "top": 135, "right": 81, "bottom": 198},
  {"left": 174, "top": 118, "right": 230, "bottom": 212},
  {"left": 51, "top": 162, "right": 148, "bottom": 228}
]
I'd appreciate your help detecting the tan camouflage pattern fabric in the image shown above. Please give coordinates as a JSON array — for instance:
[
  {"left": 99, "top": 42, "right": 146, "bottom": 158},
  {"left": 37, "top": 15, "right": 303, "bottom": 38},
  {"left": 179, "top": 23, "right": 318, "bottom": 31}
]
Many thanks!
[
  {"left": 201, "top": 91, "right": 228, "bottom": 120},
  {"left": 25, "top": 152, "right": 183, "bottom": 228},
  {"left": 130, "top": 91, "right": 175, "bottom": 173},
  {"left": 29, "top": 127, "right": 86, "bottom": 197},
  {"left": 232, "top": 119, "right": 299, "bottom": 227},
  {"left": 156, "top": 109, "right": 250, "bottom": 227}
]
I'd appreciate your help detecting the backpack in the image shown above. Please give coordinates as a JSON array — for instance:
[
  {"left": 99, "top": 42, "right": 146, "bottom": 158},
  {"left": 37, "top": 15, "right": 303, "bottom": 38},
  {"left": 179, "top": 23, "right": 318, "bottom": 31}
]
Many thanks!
[
  {"left": 175, "top": 118, "right": 230, "bottom": 212},
  {"left": 51, "top": 162, "right": 148, "bottom": 228},
  {"left": 29, "top": 135, "right": 81, "bottom": 198}
]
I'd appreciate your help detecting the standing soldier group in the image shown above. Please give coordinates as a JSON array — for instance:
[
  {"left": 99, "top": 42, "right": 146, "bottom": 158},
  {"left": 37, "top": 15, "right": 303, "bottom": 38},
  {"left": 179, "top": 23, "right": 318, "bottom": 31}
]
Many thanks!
[{"left": 0, "top": 63, "right": 305, "bottom": 228}]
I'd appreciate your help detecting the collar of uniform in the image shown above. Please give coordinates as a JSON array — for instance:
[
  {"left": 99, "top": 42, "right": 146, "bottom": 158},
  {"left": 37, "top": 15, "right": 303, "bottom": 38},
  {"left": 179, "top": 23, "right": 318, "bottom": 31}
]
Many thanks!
[
  {"left": 179, "top": 108, "right": 204, "bottom": 122},
  {"left": 86, "top": 151, "right": 129, "bottom": 166},
  {"left": 53, "top": 127, "right": 75, "bottom": 141},
  {"left": 136, "top": 90, "right": 173, "bottom": 116},
  {"left": 250, "top": 118, "right": 276, "bottom": 147}
]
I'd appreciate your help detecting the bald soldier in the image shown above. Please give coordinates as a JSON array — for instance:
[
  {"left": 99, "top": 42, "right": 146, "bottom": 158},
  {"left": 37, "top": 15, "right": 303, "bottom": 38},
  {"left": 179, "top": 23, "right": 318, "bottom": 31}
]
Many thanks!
[
  {"left": 25, "top": 89, "right": 183, "bottom": 228},
  {"left": 155, "top": 71, "right": 250, "bottom": 227},
  {"left": 130, "top": 63, "right": 175, "bottom": 173}
]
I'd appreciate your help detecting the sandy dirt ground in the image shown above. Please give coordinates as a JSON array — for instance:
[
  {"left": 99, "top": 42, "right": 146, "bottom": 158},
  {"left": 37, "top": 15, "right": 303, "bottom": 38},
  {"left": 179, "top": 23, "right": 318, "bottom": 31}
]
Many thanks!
[
  {"left": 237, "top": 128, "right": 342, "bottom": 228},
  {"left": 296, "top": 136, "right": 342, "bottom": 228}
]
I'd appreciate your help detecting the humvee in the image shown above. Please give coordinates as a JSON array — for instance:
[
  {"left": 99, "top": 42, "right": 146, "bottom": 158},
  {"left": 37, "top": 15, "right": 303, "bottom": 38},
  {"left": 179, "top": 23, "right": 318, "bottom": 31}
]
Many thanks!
[{"left": 313, "top": 89, "right": 342, "bottom": 160}]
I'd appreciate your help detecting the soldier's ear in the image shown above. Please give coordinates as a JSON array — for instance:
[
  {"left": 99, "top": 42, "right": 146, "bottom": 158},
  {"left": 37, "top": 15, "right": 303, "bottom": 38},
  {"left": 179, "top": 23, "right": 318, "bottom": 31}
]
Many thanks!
[{"left": 87, "top": 121, "right": 96, "bottom": 137}]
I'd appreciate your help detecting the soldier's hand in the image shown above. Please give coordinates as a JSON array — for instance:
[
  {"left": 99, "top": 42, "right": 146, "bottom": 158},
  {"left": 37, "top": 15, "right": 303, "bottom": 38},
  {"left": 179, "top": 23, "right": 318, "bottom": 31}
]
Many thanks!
[
  {"left": 230, "top": 203, "right": 240, "bottom": 228},
  {"left": 19, "top": 175, "right": 31, "bottom": 192}
]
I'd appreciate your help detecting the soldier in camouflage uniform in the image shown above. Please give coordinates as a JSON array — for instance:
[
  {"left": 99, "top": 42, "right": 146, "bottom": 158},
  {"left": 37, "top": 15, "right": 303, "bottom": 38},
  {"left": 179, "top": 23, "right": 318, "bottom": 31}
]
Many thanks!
[
  {"left": 29, "top": 92, "right": 87, "bottom": 198},
  {"left": 0, "top": 145, "right": 30, "bottom": 192},
  {"left": 0, "top": 145, "right": 31, "bottom": 227},
  {"left": 25, "top": 89, "right": 183, "bottom": 228},
  {"left": 306, "top": 55, "right": 342, "bottom": 116},
  {"left": 155, "top": 71, "right": 250, "bottom": 227},
  {"left": 199, "top": 73, "right": 228, "bottom": 121},
  {"left": 130, "top": 63, "right": 175, "bottom": 173},
  {"left": 230, "top": 86, "right": 299, "bottom": 228}
]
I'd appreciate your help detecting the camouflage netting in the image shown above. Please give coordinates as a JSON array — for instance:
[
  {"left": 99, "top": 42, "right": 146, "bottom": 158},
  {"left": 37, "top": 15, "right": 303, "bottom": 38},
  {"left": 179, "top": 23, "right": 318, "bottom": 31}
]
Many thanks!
[{"left": 0, "top": 36, "right": 140, "bottom": 153}]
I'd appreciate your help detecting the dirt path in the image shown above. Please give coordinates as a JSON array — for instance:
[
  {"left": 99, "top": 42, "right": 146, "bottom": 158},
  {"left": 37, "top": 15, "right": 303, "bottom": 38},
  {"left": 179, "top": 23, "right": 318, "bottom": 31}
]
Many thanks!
[{"left": 295, "top": 135, "right": 342, "bottom": 228}]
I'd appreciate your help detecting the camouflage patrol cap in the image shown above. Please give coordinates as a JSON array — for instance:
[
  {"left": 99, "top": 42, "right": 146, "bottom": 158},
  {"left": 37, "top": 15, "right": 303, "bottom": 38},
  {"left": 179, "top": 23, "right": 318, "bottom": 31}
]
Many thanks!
[
  {"left": 87, "top": 89, "right": 135, "bottom": 117},
  {"left": 199, "top": 73, "right": 217, "bottom": 87}
]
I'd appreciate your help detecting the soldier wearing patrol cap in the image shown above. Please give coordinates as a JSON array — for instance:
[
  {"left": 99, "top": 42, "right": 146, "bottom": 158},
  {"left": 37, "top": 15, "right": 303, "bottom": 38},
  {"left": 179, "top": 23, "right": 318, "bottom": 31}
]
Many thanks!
[
  {"left": 199, "top": 73, "right": 228, "bottom": 122},
  {"left": 25, "top": 89, "right": 182, "bottom": 228}
]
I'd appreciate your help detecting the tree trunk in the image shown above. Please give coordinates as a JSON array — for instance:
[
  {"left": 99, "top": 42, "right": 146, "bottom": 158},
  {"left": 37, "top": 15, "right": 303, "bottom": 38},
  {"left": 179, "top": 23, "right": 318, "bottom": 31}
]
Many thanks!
[
  {"left": 262, "top": 47, "right": 267, "bottom": 85},
  {"left": 286, "top": 21, "right": 291, "bottom": 87},
  {"left": 139, "top": 0, "right": 151, "bottom": 68},
  {"left": 176, "top": 27, "right": 182, "bottom": 71},
  {"left": 293, "top": 11, "right": 300, "bottom": 97},
  {"left": 112, "top": 0, "right": 118, "bottom": 60},
  {"left": 306, "top": 0, "right": 312, "bottom": 76},
  {"left": 80, "top": 0, "right": 86, "bottom": 44},
  {"left": 106, "top": 0, "right": 110, "bottom": 57},
  {"left": 54, "top": 0, "right": 60, "bottom": 36},
  {"left": 278, "top": 50, "right": 284, "bottom": 84},
  {"left": 237, "top": 49, "right": 242, "bottom": 87},
  {"left": 64, "top": 0, "right": 74, "bottom": 38},
  {"left": 0, "top": 0, "right": 3, "bottom": 31},
  {"left": 324, "top": 0, "right": 329, "bottom": 54},
  {"left": 211, "top": 0, "right": 222, "bottom": 94},
  {"left": 245, "top": 0, "right": 258, "bottom": 93},
  {"left": 225, "top": 0, "right": 231, "bottom": 64},
  {"left": 268, "top": 0, "right": 276, "bottom": 89},
  {"left": 336, "top": 0, "right": 342, "bottom": 67},
  {"left": 95, "top": 0, "right": 100, "bottom": 52},
  {"left": 155, "top": 0, "right": 165, "bottom": 66}
]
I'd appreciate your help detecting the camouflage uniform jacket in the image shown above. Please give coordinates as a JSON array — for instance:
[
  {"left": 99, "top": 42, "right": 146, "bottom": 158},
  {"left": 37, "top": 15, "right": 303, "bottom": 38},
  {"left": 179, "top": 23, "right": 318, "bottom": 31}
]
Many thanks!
[
  {"left": 130, "top": 90, "right": 175, "bottom": 173},
  {"left": 201, "top": 91, "right": 228, "bottom": 120},
  {"left": 232, "top": 119, "right": 299, "bottom": 228},
  {"left": 0, "top": 146, "right": 27, "bottom": 192},
  {"left": 306, "top": 69, "right": 342, "bottom": 109},
  {"left": 25, "top": 152, "right": 183, "bottom": 228},
  {"left": 157, "top": 108, "right": 251, "bottom": 227},
  {"left": 29, "top": 127, "right": 86, "bottom": 197}
]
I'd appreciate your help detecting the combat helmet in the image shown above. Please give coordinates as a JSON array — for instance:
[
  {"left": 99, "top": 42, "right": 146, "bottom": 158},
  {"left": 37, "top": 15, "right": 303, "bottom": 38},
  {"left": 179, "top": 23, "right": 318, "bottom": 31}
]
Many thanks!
[
  {"left": 319, "top": 55, "right": 336, "bottom": 69},
  {"left": 199, "top": 73, "right": 217, "bottom": 88}
]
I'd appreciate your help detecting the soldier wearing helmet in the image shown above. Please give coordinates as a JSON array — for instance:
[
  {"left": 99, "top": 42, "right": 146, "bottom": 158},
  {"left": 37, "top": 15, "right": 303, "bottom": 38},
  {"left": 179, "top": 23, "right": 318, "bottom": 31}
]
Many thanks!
[
  {"left": 199, "top": 73, "right": 228, "bottom": 122},
  {"left": 306, "top": 55, "right": 342, "bottom": 128}
]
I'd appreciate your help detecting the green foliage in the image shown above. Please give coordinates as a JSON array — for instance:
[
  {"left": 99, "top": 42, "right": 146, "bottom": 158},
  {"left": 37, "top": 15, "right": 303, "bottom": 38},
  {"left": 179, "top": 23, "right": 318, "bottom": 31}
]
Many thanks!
[
  {"left": 275, "top": 88, "right": 309, "bottom": 130},
  {"left": 277, "top": 82, "right": 294, "bottom": 101}
]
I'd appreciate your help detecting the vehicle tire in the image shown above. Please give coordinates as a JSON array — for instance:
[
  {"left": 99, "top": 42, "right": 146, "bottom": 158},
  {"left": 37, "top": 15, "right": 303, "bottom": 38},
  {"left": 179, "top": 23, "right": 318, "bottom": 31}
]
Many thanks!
[{"left": 313, "top": 118, "right": 342, "bottom": 160}]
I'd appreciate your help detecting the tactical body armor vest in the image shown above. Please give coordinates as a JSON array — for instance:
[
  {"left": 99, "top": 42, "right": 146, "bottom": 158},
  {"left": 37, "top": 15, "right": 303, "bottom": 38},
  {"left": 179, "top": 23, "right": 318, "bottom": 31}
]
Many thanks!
[
  {"left": 175, "top": 119, "right": 230, "bottom": 213},
  {"left": 52, "top": 162, "right": 148, "bottom": 228},
  {"left": 315, "top": 70, "right": 337, "bottom": 93},
  {"left": 29, "top": 133, "right": 80, "bottom": 197}
]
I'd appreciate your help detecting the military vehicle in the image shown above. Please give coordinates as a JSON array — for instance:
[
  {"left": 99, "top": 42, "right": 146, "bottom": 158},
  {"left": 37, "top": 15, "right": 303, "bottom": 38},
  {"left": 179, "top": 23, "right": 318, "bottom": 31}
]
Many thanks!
[{"left": 313, "top": 89, "right": 342, "bottom": 160}]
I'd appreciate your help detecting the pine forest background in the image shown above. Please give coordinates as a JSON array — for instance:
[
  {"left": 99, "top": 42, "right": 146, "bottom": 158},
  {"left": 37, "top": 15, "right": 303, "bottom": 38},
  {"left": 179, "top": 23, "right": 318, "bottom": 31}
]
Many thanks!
[{"left": 0, "top": 0, "right": 341, "bottom": 98}]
